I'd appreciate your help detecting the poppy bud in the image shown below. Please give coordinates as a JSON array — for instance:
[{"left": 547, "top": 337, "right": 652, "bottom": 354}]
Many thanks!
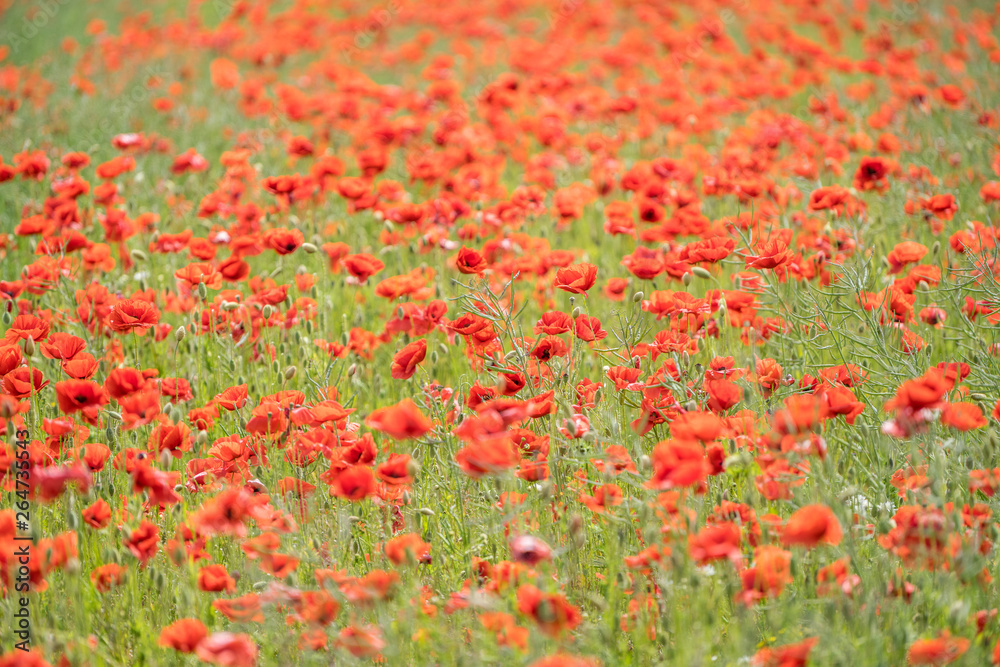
[
  {"left": 197, "top": 430, "right": 208, "bottom": 446},
  {"left": 159, "top": 448, "right": 173, "bottom": 469},
  {"left": 130, "top": 249, "right": 148, "bottom": 262},
  {"left": 632, "top": 291, "right": 643, "bottom": 303},
  {"left": 931, "top": 241, "right": 940, "bottom": 257},
  {"left": 301, "top": 242, "right": 318, "bottom": 254},
  {"left": 222, "top": 301, "right": 239, "bottom": 311},
  {"left": 572, "top": 307, "right": 581, "bottom": 319},
  {"left": 685, "top": 400, "right": 697, "bottom": 412},
  {"left": 285, "top": 366, "right": 297, "bottom": 380},
  {"left": 262, "top": 305, "right": 274, "bottom": 319},
  {"left": 418, "top": 508, "right": 435, "bottom": 516},
  {"left": 23, "top": 336, "right": 35, "bottom": 357},
  {"left": 682, "top": 272, "right": 693, "bottom": 286},
  {"left": 431, "top": 351, "right": 439, "bottom": 364},
  {"left": 1, "top": 310, "right": 10, "bottom": 325},
  {"left": 401, "top": 490, "right": 411, "bottom": 505},
  {"left": 348, "top": 364, "right": 357, "bottom": 377},
  {"left": 692, "top": 266, "right": 712, "bottom": 280},
  {"left": 197, "top": 282, "right": 208, "bottom": 299}
]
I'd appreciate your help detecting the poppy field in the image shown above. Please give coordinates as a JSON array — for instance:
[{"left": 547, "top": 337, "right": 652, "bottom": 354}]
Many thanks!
[{"left": 3, "top": 0, "right": 1000, "bottom": 664}]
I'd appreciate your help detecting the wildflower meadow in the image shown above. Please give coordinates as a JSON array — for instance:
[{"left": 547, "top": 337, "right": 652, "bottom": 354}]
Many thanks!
[{"left": 2, "top": 0, "right": 1000, "bottom": 665}]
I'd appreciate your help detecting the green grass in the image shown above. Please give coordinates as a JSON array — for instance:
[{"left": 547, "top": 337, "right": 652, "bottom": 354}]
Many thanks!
[{"left": 2, "top": 0, "right": 1000, "bottom": 665}]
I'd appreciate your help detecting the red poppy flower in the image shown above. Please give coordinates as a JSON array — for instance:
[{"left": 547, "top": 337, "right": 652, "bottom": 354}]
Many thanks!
[
  {"left": 54, "top": 379, "right": 109, "bottom": 415},
  {"left": 554, "top": 263, "right": 598, "bottom": 295},
  {"left": 781, "top": 505, "right": 843, "bottom": 547},
  {"left": 159, "top": 618, "right": 208, "bottom": 653},
  {"left": 108, "top": 299, "right": 160, "bottom": 336},
  {"left": 365, "top": 399, "right": 432, "bottom": 440},
  {"left": 391, "top": 339, "right": 427, "bottom": 380},
  {"left": 195, "top": 632, "right": 258, "bottom": 667}
]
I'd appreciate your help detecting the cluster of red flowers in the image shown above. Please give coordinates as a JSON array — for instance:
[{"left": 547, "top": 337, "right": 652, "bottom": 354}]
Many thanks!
[{"left": 2, "top": 0, "right": 1000, "bottom": 665}]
